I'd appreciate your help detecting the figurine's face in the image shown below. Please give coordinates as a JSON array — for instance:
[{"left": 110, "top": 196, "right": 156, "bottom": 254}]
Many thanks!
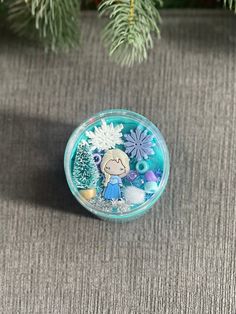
[{"left": 105, "top": 159, "right": 126, "bottom": 177}]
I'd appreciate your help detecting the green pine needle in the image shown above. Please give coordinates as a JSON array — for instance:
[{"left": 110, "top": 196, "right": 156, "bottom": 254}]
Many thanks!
[
  {"left": 99, "top": 0, "right": 162, "bottom": 67},
  {"left": 6, "top": 0, "right": 80, "bottom": 50},
  {"left": 224, "top": 0, "right": 236, "bottom": 12},
  {"left": 1, "top": 0, "right": 236, "bottom": 66}
]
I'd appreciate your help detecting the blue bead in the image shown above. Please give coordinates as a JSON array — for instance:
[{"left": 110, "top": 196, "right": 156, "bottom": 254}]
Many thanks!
[
  {"left": 132, "top": 175, "right": 145, "bottom": 188},
  {"left": 93, "top": 153, "right": 102, "bottom": 165}
]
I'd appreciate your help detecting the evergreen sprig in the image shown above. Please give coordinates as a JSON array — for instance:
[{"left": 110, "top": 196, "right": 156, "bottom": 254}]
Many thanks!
[
  {"left": 99, "top": 0, "right": 162, "bottom": 66},
  {"left": 5, "top": 0, "right": 80, "bottom": 50},
  {"left": 1, "top": 0, "right": 236, "bottom": 66},
  {"left": 224, "top": 0, "right": 236, "bottom": 11}
]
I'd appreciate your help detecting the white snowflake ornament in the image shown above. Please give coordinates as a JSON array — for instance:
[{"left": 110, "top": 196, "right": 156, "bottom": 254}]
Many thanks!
[{"left": 85, "top": 119, "right": 124, "bottom": 151}]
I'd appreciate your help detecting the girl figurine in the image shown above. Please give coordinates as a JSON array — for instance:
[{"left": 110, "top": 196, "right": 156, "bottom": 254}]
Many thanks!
[{"left": 100, "top": 149, "right": 130, "bottom": 200}]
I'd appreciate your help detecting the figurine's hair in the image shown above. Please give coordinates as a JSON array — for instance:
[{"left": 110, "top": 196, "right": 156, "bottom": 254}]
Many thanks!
[{"left": 101, "top": 149, "right": 130, "bottom": 186}]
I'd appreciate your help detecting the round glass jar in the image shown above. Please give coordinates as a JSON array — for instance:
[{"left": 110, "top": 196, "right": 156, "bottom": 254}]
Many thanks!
[{"left": 64, "top": 109, "right": 170, "bottom": 222}]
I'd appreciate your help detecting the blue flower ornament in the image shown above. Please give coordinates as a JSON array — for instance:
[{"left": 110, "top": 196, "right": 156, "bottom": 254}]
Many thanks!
[{"left": 124, "top": 127, "right": 155, "bottom": 161}]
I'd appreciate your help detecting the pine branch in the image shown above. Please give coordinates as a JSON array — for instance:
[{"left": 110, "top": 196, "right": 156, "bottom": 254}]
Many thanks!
[
  {"left": 5, "top": 0, "right": 80, "bottom": 50},
  {"left": 99, "top": 0, "right": 162, "bottom": 67},
  {"left": 0, "top": 2, "right": 7, "bottom": 26},
  {"left": 224, "top": 0, "right": 236, "bottom": 11},
  {"left": 2, "top": 0, "right": 236, "bottom": 66}
]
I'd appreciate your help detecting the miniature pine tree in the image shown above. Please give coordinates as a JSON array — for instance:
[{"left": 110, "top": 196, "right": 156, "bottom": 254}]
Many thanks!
[{"left": 73, "top": 143, "right": 99, "bottom": 189}]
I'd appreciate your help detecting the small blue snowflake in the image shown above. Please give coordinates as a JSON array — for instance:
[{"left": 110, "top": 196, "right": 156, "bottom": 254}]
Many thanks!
[{"left": 124, "top": 127, "right": 155, "bottom": 161}]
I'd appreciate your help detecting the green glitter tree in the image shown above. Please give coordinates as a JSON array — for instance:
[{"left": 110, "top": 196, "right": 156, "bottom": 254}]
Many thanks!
[{"left": 72, "top": 143, "right": 99, "bottom": 189}]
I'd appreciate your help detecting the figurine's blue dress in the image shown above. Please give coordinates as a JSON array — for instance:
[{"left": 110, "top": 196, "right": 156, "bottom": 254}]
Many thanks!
[{"left": 103, "top": 176, "right": 122, "bottom": 200}]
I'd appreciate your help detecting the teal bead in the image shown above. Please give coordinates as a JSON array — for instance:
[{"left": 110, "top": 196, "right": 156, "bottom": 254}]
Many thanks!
[
  {"left": 144, "top": 181, "right": 158, "bottom": 194},
  {"left": 136, "top": 160, "right": 149, "bottom": 174}
]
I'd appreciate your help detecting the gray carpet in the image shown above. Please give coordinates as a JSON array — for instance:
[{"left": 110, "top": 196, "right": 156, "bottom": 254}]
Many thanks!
[{"left": 1, "top": 11, "right": 236, "bottom": 313}]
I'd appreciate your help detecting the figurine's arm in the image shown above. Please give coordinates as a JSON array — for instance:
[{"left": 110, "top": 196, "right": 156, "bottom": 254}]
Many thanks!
[{"left": 118, "top": 177, "right": 123, "bottom": 186}]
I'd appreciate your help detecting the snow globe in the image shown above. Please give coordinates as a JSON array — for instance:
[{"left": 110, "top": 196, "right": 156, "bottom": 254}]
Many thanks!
[{"left": 64, "top": 109, "right": 169, "bottom": 222}]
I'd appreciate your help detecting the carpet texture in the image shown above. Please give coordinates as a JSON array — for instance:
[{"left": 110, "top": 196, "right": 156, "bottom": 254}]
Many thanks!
[{"left": 0, "top": 11, "right": 236, "bottom": 313}]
